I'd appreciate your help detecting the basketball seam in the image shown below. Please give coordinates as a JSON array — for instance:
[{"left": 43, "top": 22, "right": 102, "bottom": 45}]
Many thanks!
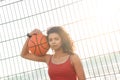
[
  {"left": 36, "top": 34, "right": 42, "bottom": 56},
  {"left": 39, "top": 35, "right": 49, "bottom": 56},
  {"left": 28, "top": 39, "right": 36, "bottom": 55}
]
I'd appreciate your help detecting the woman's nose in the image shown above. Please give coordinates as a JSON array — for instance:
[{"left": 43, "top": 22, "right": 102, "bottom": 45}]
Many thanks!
[{"left": 51, "top": 40, "right": 56, "bottom": 44}]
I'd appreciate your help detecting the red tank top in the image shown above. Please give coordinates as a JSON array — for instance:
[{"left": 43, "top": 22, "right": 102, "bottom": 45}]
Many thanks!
[{"left": 48, "top": 55, "right": 77, "bottom": 80}]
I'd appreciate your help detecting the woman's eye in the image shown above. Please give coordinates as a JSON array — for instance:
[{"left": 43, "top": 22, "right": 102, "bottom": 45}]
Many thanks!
[
  {"left": 48, "top": 39, "right": 52, "bottom": 42},
  {"left": 48, "top": 37, "right": 60, "bottom": 42}
]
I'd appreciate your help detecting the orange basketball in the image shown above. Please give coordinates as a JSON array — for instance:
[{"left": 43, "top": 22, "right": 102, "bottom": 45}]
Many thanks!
[{"left": 27, "top": 33, "right": 50, "bottom": 56}]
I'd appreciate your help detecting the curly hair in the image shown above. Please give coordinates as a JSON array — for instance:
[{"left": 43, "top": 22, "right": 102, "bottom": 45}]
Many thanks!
[{"left": 47, "top": 26, "right": 74, "bottom": 55}]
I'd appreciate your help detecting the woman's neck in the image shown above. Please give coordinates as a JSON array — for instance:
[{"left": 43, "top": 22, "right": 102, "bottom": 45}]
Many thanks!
[
  {"left": 54, "top": 48, "right": 63, "bottom": 54},
  {"left": 54, "top": 50, "right": 68, "bottom": 58}
]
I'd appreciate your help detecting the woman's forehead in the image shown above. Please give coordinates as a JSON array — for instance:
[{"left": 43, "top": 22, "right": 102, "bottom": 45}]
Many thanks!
[{"left": 48, "top": 33, "right": 60, "bottom": 38}]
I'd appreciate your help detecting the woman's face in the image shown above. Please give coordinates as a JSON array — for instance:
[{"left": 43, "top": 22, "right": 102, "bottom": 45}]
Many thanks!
[{"left": 48, "top": 33, "right": 62, "bottom": 51}]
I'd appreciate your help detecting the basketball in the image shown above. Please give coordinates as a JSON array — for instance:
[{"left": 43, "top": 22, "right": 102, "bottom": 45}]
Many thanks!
[{"left": 27, "top": 33, "right": 50, "bottom": 56}]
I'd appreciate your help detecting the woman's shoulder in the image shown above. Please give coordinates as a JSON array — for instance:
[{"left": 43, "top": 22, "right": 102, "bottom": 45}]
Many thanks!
[
  {"left": 70, "top": 54, "right": 80, "bottom": 58},
  {"left": 70, "top": 54, "right": 81, "bottom": 64}
]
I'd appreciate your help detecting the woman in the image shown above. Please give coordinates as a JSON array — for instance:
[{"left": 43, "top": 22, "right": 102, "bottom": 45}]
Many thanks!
[{"left": 21, "top": 26, "right": 86, "bottom": 80}]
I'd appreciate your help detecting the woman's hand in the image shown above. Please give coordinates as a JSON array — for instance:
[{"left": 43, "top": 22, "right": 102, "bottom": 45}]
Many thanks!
[{"left": 29, "top": 29, "right": 42, "bottom": 36}]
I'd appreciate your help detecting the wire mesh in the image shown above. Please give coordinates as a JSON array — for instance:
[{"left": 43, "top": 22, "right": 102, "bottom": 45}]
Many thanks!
[{"left": 0, "top": 0, "right": 120, "bottom": 80}]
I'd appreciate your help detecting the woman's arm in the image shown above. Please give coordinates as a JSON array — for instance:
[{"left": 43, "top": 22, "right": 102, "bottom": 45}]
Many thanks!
[
  {"left": 21, "top": 38, "right": 49, "bottom": 62},
  {"left": 21, "top": 29, "right": 50, "bottom": 63},
  {"left": 71, "top": 54, "right": 86, "bottom": 80}
]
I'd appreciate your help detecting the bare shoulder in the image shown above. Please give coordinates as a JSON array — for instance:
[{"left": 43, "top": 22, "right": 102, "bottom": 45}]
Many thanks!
[
  {"left": 71, "top": 54, "right": 80, "bottom": 60},
  {"left": 70, "top": 54, "right": 81, "bottom": 64}
]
